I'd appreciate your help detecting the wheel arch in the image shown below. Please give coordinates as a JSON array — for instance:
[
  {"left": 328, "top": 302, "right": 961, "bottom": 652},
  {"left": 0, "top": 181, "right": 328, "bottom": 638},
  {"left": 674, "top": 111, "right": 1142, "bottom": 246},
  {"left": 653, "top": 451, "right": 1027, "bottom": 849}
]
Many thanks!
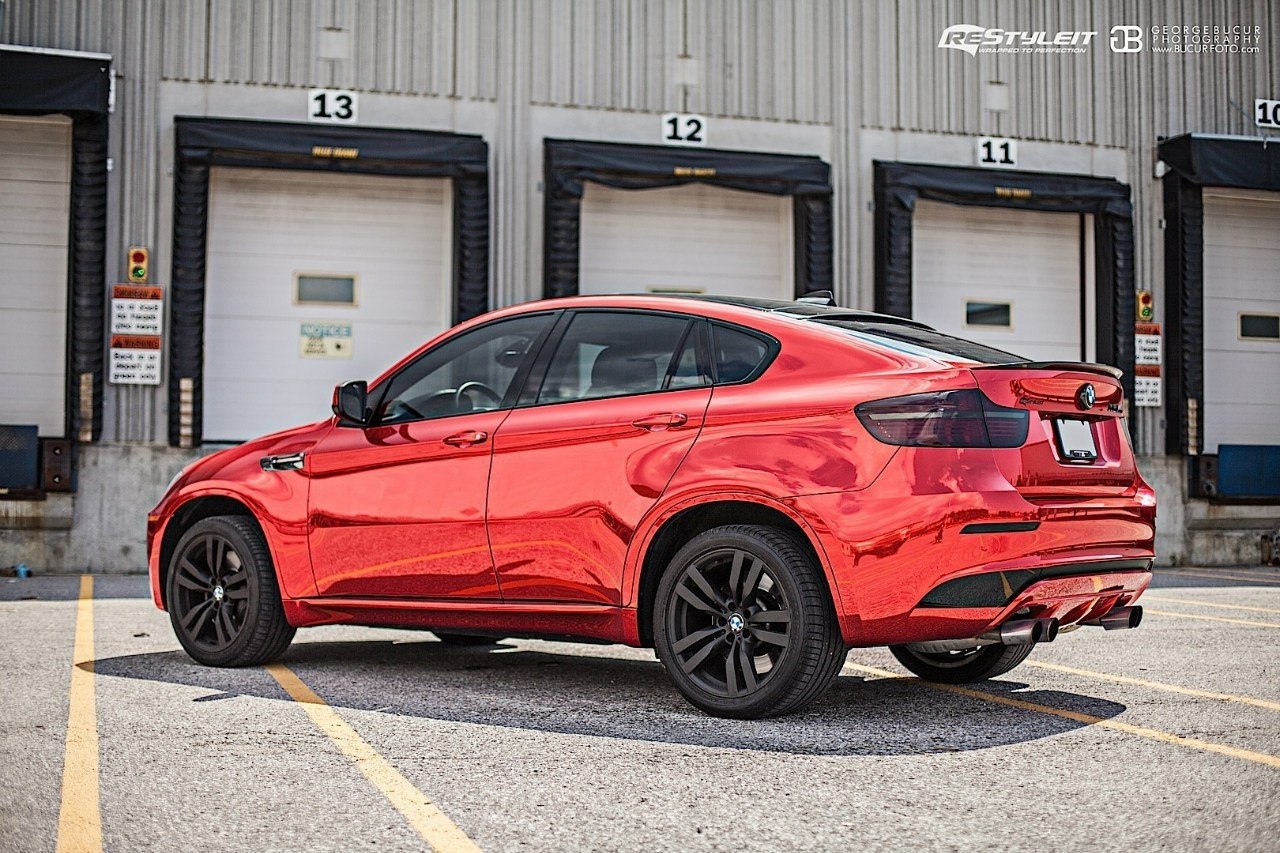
[
  {"left": 632, "top": 496, "right": 839, "bottom": 647},
  {"left": 157, "top": 494, "right": 261, "bottom": 609}
]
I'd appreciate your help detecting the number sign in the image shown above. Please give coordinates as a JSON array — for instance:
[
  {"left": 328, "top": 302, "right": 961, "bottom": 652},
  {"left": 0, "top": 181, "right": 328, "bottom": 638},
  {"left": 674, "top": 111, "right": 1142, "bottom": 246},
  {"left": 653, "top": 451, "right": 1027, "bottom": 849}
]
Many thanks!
[
  {"left": 662, "top": 113, "right": 707, "bottom": 147},
  {"left": 976, "top": 136, "right": 1018, "bottom": 169},
  {"left": 1256, "top": 99, "right": 1280, "bottom": 129},
  {"left": 309, "top": 89, "right": 358, "bottom": 124}
]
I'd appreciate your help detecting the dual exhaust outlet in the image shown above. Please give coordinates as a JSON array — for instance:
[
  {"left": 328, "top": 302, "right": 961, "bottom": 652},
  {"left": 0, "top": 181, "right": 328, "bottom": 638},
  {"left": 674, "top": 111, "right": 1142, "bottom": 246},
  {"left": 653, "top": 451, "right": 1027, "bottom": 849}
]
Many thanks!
[
  {"left": 990, "top": 604, "right": 1143, "bottom": 645},
  {"left": 907, "top": 604, "right": 1143, "bottom": 654}
]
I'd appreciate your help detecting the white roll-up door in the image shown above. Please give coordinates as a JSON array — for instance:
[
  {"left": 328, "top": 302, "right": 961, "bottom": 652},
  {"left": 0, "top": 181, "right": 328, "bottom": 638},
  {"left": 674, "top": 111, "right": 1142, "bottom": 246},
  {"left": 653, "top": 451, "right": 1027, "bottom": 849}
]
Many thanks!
[
  {"left": 205, "top": 167, "right": 451, "bottom": 442},
  {"left": 579, "top": 183, "right": 793, "bottom": 299},
  {"left": 1202, "top": 188, "right": 1280, "bottom": 453},
  {"left": 0, "top": 116, "right": 71, "bottom": 437},
  {"left": 913, "top": 200, "right": 1089, "bottom": 362}
]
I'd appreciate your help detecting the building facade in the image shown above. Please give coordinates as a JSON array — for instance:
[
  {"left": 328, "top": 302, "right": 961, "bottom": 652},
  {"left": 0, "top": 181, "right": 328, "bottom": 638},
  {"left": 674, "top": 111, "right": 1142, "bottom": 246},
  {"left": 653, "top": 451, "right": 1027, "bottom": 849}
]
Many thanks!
[{"left": 1, "top": 0, "right": 1277, "bottom": 570}]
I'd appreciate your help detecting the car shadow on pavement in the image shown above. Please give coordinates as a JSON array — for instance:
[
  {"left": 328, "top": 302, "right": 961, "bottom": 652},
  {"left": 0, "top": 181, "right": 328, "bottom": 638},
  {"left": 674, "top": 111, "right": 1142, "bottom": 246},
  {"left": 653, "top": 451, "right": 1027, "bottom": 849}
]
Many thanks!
[{"left": 91, "top": 638, "right": 1127, "bottom": 757}]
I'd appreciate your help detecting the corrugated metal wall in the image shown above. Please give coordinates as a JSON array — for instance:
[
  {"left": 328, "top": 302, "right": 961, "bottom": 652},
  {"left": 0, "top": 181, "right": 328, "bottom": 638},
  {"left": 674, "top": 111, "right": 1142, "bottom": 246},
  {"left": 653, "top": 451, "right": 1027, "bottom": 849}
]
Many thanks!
[{"left": 2, "top": 0, "right": 1276, "bottom": 451}]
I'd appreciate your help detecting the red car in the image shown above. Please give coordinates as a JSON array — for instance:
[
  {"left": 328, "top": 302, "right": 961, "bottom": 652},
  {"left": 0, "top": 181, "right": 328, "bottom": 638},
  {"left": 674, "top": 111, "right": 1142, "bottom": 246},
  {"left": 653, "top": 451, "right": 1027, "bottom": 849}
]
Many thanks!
[{"left": 148, "top": 294, "right": 1156, "bottom": 718}]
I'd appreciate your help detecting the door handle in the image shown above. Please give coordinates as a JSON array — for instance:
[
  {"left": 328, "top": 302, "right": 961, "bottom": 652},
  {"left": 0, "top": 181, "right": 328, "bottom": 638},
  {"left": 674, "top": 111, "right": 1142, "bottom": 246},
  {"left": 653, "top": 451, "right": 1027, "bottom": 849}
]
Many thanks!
[
  {"left": 260, "top": 452, "right": 305, "bottom": 472},
  {"left": 442, "top": 430, "right": 488, "bottom": 448},
  {"left": 631, "top": 412, "right": 689, "bottom": 431}
]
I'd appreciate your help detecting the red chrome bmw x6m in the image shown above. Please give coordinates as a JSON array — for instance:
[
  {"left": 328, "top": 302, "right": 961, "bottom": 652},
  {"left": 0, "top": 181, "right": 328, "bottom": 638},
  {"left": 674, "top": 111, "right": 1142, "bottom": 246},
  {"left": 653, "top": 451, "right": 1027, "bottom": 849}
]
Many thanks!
[{"left": 149, "top": 294, "right": 1156, "bottom": 718}]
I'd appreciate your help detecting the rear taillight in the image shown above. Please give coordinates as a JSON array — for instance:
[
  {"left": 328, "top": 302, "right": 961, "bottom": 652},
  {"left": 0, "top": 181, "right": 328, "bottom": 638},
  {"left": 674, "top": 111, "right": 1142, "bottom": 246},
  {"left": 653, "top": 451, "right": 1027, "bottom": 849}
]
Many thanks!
[{"left": 855, "top": 390, "right": 1028, "bottom": 448}]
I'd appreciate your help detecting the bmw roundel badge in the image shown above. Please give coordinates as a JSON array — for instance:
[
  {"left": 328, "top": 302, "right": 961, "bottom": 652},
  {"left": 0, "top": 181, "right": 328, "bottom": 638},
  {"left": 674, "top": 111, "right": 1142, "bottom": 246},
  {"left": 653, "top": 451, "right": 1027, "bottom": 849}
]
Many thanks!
[{"left": 1076, "top": 383, "right": 1096, "bottom": 410}]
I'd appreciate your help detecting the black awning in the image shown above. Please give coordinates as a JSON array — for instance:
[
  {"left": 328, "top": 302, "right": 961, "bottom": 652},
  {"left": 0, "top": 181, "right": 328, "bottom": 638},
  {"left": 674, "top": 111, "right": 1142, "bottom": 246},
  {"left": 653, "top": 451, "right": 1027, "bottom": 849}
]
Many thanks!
[
  {"left": 545, "top": 138, "right": 831, "bottom": 197},
  {"left": 0, "top": 47, "right": 111, "bottom": 115},
  {"left": 1158, "top": 134, "right": 1280, "bottom": 191},
  {"left": 175, "top": 117, "right": 488, "bottom": 177}
]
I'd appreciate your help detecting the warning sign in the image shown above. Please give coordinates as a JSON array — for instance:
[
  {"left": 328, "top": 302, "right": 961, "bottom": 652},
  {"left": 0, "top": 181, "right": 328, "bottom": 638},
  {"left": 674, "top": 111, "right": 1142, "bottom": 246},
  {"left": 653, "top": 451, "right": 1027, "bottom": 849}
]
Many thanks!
[
  {"left": 300, "top": 321, "right": 353, "bottom": 359},
  {"left": 109, "top": 284, "right": 164, "bottom": 384}
]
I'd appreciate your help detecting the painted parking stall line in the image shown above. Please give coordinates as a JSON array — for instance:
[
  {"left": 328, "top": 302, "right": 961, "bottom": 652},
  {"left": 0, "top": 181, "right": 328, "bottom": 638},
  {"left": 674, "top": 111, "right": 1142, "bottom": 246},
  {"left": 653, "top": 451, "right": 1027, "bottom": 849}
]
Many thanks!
[
  {"left": 1142, "top": 608, "right": 1280, "bottom": 629},
  {"left": 1024, "top": 660, "right": 1280, "bottom": 714},
  {"left": 264, "top": 663, "right": 482, "bottom": 853},
  {"left": 844, "top": 662, "right": 1280, "bottom": 770},
  {"left": 1141, "top": 595, "right": 1280, "bottom": 615},
  {"left": 56, "top": 576, "right": 102, "bottom": 853}
]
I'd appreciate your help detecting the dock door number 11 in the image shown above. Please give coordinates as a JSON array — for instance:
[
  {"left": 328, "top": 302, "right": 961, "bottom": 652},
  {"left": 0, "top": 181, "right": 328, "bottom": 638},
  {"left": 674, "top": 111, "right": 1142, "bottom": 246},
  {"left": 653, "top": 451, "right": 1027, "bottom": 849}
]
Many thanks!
[{"left": 976, "top": 136, "right": 1018, "bottom": 169}]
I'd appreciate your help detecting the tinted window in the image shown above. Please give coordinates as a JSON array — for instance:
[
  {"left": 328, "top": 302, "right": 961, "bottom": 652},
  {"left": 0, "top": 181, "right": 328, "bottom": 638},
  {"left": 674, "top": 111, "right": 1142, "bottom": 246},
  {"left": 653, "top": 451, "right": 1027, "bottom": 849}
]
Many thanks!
[
  {"left": 538, "top": 312, "right": 694, "bottom": 403},
  {"left": 712, "top": 324, "right": 771, "bottom": 383},
  {"left": 814, "top": 319, "right": 1025, "bottom": 364},
  {"left": 374, "top": 314, "right": 550, "bottom": 424}
]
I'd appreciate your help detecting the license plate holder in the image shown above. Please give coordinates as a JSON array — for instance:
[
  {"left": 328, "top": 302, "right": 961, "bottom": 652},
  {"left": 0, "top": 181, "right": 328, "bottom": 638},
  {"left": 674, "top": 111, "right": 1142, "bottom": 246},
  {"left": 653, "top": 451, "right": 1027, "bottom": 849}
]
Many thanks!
[{"left": 1052, "top": 418, "right": 1097, "bottom": 463}]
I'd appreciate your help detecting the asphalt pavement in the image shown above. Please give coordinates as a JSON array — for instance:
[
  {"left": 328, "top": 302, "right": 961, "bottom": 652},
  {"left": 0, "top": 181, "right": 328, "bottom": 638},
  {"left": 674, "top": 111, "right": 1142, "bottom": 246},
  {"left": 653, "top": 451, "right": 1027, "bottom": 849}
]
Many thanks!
[{"left": 1, "top": 567, "right": 1277, "bottom": 852}]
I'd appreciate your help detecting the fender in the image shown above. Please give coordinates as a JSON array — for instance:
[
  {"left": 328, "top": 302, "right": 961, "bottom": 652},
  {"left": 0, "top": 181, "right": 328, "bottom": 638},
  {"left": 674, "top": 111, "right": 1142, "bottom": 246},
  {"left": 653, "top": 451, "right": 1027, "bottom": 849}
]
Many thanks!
[
  {"left": 619, "top": 487, "right": 847, "bottom": 638},
  {"left": 149, "top": 482, "right": 316, "bottom": 608}
]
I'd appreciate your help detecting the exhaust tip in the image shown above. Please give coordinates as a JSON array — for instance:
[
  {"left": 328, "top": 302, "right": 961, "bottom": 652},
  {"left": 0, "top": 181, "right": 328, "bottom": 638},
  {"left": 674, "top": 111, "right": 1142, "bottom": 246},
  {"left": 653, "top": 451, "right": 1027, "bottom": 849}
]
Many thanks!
[
  {"left": 1128, "top": 605, "right": 1143, "bottom": 629},
  {"left": 1040, "top": 617, "right": 1060, "bottom": 643}
]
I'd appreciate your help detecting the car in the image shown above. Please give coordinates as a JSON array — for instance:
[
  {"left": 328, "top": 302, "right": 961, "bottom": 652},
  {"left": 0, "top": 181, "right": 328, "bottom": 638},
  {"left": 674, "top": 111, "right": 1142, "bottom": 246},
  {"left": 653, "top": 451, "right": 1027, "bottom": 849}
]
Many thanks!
[{"left": 148, "top": 293, "right": 1156, "bottom": 719}]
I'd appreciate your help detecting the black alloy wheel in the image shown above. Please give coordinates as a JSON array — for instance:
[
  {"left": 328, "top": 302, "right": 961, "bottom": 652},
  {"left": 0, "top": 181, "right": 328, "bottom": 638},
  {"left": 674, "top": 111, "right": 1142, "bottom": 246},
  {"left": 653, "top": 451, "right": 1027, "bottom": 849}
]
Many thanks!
[
  {"left": 167, "top": 515, "right": 295, "bottom": 667},
  {"left": 654, "top": 525, "right": 846, "bottom": 719}
]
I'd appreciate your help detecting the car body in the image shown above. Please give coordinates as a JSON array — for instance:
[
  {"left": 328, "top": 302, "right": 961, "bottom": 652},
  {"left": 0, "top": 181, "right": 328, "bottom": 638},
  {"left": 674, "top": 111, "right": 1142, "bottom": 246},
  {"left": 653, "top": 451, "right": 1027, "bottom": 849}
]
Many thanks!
[{"left": 148, "top": 294, "right": 1156, "bottom": 717}]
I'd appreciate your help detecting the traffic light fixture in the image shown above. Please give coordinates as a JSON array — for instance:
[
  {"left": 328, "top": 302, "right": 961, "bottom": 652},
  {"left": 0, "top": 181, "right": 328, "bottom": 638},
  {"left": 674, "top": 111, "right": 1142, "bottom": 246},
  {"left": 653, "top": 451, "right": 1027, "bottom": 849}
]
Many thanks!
[
  {"left": 1136, "top": 289, "right": 1153, "bottom": 322},
  {"left": 128, "top": 246, "right": 149, "bottom": 283}
]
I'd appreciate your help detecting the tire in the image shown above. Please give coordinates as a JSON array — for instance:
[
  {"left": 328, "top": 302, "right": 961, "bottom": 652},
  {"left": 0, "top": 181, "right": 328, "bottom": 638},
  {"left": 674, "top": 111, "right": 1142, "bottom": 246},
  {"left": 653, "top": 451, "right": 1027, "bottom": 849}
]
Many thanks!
[
  {"left": 166, "top": 515, "right": 295, "bottom": 667},
  {"left": 889, "top": 641, "right": 1035, "bottom": 684},
  {"left": 434, "top": 632, "right": 502, "bottom": 646},
  {"left": 653, "top": 524, "right": 846, "bottom": 719}
]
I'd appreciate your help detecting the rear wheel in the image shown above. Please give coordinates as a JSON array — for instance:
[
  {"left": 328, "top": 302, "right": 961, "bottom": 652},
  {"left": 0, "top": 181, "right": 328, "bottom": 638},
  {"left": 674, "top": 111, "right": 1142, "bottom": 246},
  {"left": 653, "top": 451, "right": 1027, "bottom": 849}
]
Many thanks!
[
  {"left": 433, "top": 632, "right": 502, "bottom": 646},
  {"left": 889, "top": 642, "right": 1034, "bottom": 684},
  {"left": 166, "top": 515, "right": 295, "bottom": 667},
  {"left": 653, "top": 524, "right": 845, "bottom": 719}
]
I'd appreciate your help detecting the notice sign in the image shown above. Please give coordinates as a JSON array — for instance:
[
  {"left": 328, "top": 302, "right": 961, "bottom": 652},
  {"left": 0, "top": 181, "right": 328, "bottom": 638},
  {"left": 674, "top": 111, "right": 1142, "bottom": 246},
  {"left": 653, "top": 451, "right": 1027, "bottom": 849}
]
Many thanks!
[
  {"left": 109, "top": 334, "right": 162, "bottom": 385},
  {"left": 1133, "top": 322, "right": 1161, "bottom": 407},
  {"left": 300, "top": 321, "right": 352, "bottom": 359},
  {"left": 111, "top": 284, "right": 164, "bottom": 335}
]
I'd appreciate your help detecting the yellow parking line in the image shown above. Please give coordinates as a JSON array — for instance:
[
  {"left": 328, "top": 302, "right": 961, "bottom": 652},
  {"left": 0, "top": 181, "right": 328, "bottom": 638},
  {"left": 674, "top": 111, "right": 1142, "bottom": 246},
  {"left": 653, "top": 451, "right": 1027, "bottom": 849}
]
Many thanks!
[
  {"left": 1160, "top": 569, "right": 1280, "bottom": 585},
  {"left": 1142, "top": 595, "right": 1280, "bottom": 615},
  {"left": 1025, "top": 661, "right": 1280, "bottom": 713},
  {"left": 56, "top": 576, "right": 102, "bottom": 853},
  {"left": 844, "top": 662, "right": 1280, "bottom": 769},
  {"left": 1143, "top": 608, "right": 1280, "bottom": 629},
  {"left": 265, "top": 663, "right": 482, "bottom": 853}
]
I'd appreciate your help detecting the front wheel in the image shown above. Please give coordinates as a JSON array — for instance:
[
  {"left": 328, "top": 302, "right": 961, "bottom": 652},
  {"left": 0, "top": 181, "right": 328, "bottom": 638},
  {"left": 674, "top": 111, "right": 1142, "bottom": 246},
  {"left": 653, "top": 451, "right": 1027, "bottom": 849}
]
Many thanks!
[
  {"left": 653, "top": 524, "right": 846, "bottom": 719},
  {"left": 889, "top": 642, "right": 1034, "bottom": 684},
  {"left": 166, "top": 515, "right": 295, "bottom": 667}
]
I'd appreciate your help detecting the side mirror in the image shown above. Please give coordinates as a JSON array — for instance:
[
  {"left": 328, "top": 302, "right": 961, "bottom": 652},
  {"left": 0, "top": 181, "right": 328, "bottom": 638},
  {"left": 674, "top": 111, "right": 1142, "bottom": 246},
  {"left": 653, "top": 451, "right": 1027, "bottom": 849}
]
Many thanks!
[{"left": 332, "top": 380, "right": 371, "bottom": 426}]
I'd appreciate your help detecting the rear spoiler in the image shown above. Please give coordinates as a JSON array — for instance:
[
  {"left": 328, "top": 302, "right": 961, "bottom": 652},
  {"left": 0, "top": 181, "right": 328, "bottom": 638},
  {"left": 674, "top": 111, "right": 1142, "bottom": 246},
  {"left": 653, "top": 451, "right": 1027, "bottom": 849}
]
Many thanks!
[{"left": 971, "top": 361, "right": 1124, "bottom": 380}]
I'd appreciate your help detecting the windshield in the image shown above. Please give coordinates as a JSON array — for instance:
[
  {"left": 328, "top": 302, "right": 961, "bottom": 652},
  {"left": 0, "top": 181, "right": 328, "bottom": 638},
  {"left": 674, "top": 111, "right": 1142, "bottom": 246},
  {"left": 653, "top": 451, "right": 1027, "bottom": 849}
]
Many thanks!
[{"left": 812, "top": 319, "right": 1026, "bottom": 365}]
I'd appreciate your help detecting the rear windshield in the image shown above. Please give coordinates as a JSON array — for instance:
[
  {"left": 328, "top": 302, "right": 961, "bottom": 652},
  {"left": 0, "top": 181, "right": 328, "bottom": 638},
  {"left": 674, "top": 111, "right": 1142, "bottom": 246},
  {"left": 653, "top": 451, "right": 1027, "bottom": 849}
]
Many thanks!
[{"left": 812, "top": 319, "right": 1026, "bottom": 365}]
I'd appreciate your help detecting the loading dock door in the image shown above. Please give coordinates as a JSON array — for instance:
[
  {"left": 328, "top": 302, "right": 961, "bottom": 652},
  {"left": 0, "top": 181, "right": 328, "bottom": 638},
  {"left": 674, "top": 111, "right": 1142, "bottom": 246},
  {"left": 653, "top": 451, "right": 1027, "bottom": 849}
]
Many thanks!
[
  {"left": 912, "top": 200, "right": 1089, "bottom": 362},
  {"left": 0, "top": 116, "right": 71, "bottom": 437},
  {"left": 579, "top": 183, "right": 793, "bottom": 299},
  {"left": 1202, "top": 188, "right": 1280, "bottom": 454},
  {"left": 204, "top": 167, "right": 451, "bottom": 442}
]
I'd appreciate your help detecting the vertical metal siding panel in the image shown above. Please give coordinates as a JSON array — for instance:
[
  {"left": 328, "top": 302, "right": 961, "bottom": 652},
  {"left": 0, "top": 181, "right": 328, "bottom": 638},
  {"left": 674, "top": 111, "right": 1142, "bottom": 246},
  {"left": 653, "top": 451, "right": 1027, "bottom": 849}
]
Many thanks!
[
  {"left": 772, "top": 0, "right": 791, "bottom": 120},
  {"left": 207, "top": 0, "right": 231, "bottom": 81},
  {"left": 574, "top": 0, "right": 596, "bottom": 106},
  {"left": 291, "top": 0, "right": 313, "bottom": 87},
  {"left": 693, "top": 0, "right": 717, "bottom": 117},
  {"left": 646, "top": 0, "right": 672, "bottom": 114},
  {"left": 542, "top": 0, "right": 568, "bottom": 104},
  {"left": 435, "top": 0, "right": 456, "bottom": 96},
  {"left": 813, "top": 0, "right": 833, "bottom": 123},
  {"left": 478, "top": 0, "right": 499, "bottom": 100},
  {"left": 455, "top": 0, "right": 476, "bottom": 98}
]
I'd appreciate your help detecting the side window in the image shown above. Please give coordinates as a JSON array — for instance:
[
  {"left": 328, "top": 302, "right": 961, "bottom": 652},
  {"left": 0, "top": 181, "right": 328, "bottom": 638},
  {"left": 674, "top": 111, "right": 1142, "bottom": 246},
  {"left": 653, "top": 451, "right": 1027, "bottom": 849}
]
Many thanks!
[
  {"left": 537, "top": 312, "right": 695, "bottom": 404},
  {"left": 712, "top": 323, "right": 771, "bottom": 383},
  {"left": 373, "top": 314, "right": 551, "bottom": 424},
  {"left": 668, "top": 321, "right": 712, "bottom": 390}
]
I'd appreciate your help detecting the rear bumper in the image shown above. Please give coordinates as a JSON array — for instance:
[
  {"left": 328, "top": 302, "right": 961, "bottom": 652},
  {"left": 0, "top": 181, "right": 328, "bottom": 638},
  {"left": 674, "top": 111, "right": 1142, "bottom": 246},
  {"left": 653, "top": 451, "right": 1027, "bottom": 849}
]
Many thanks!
[
  {"left": 790, "top": 446, "right": 1156, "bottom": 647},
  {"left": 865, "top": 563, "right": 1152, "bottom": 647}
]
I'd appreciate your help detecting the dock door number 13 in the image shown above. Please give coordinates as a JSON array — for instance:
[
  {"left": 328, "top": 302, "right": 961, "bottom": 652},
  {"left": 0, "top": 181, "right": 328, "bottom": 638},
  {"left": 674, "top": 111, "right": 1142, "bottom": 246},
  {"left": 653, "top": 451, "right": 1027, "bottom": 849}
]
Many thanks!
[{"left": 308, "top": 89, "right": 359, "bottom": 124}]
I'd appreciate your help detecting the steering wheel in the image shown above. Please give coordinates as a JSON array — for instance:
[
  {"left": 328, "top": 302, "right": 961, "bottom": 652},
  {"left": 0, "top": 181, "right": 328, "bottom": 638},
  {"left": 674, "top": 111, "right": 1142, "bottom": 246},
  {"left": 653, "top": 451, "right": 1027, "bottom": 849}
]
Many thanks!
[{"left": 454, "top": 381, "right": 503, "bottom": 410}]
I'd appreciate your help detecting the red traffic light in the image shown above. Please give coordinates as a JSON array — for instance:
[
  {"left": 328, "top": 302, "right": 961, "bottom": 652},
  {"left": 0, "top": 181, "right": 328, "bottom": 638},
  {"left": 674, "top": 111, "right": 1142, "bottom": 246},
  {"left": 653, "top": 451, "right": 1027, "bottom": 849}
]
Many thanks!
[{"left": 130, "top": 249, "right": 147, "bottom": 264}]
